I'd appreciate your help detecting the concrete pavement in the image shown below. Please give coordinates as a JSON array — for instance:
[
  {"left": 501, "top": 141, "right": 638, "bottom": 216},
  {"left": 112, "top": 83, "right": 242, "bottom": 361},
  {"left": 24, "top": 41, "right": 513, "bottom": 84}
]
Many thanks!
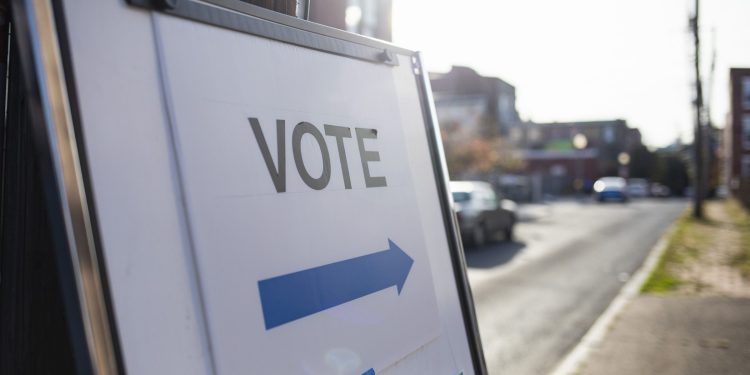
[
  {"left": 579, "top": 296, "right": 750, "bottom": 375},
  {"left": 573, "top": 200, "right": 750, "bottom": 375}
]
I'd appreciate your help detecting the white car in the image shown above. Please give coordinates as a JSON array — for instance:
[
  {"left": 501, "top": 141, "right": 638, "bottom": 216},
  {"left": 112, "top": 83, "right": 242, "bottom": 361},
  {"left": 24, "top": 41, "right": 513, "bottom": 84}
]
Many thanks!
[
  {"left": 650, "top": 183, "right": 671, "bottom": 197},
  {"left": 450, "top": 181, "right": 517, "bottom": 247},
  {"left": 627, "top": 178, "right": 649, "bottom": 198},
  {"left": 594, "top": 177, "right": 629, "bottom": 203}
]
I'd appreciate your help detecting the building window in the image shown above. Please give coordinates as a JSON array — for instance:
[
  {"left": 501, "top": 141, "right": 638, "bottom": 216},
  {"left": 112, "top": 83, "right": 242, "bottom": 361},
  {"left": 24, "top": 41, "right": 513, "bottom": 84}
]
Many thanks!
[
  {"left": 742, "top": 156, "right": 750, "bottom": 177},
  {"left": 744, "top": 115, "right": 750, "bottom": 150},
  {"left": 743, "top": 77, "right": 750, "bottom": 110},
  {"left": 550, "top": 164, "right": 567, "bottom": 177},
  {"left": 528, "top": 127, "right": 541, "bottom": 142}
]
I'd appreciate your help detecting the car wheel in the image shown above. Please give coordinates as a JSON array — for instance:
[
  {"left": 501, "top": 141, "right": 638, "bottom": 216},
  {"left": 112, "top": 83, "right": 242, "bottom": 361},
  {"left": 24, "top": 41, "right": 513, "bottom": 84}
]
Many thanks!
[
  {"left": 471, "top": 224, "right": 487, "bottom": 248},
  {"left": 504, "top": 225, "right": 514, "bottom": 242}
]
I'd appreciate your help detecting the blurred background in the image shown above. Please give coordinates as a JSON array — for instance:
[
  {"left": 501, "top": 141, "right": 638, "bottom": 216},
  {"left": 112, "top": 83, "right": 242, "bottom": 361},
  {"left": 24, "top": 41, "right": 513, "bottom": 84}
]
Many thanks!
[{"left": 301, "top": 1, "right": 750, "bottom": 374}]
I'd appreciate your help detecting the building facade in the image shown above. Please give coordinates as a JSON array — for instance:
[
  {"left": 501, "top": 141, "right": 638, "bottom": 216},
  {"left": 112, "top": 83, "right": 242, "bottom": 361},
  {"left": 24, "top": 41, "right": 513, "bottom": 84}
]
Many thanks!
[
  {"left": 430, "top": 66, "right": 522, "bottom": 139},
  {"left": 725, "top": 68, "right": 750, "bottom": 207},
  {"left": 520, "top": 120, "right": 643, "bottom": 195}
]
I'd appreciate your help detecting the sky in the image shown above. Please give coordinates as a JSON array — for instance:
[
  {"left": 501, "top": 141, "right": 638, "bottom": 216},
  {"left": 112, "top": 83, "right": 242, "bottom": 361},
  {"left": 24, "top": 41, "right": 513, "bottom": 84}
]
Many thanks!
[{"left": 392, "top": 0, "right": 750, "bottom": 148}]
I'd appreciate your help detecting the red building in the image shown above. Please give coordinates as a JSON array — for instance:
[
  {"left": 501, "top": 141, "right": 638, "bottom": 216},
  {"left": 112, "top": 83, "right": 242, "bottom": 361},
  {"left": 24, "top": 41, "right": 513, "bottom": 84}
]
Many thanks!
[
  {"left": 725, "top": 68, "right": 750, "bottom": 208},
  {"left": 430, "top": 66, "right": 522, "bottom": 138},
  {"left": 521, "top": 120, "right": 643, "bottom": 195}
]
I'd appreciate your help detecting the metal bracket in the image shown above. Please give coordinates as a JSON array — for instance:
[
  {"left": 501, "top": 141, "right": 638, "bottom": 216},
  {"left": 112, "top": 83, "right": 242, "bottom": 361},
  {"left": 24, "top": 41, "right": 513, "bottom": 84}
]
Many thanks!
[
  {"left": 411, "top": 55, "right": 422, "bottom": 75},
  {"left": 126, "top": 0, "right": 403, "bottom": 67}
]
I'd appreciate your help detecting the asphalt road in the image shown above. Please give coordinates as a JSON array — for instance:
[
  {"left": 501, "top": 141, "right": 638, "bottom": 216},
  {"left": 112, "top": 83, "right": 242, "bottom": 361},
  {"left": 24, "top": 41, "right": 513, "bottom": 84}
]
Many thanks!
[{"left": 464, "top": 198, "right": 687, "bottom": 375}]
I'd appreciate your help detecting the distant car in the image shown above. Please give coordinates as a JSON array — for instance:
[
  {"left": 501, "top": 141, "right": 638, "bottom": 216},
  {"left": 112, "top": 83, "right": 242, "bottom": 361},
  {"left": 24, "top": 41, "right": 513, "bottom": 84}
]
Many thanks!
[
  {"left": 650, "top": 183, "right": 671, "bottom": 197},
  {"left": 716, "top": 185, "right": 729, "bottom": 198},
  {"left": 627, "top": 178, "right": 649, "bottom": 198},
  {"left": 450, "top": 181, "right": 517, "bottom": 247},
  {"left": 593, "top": 177, "right": 628, "bottom": 203}
]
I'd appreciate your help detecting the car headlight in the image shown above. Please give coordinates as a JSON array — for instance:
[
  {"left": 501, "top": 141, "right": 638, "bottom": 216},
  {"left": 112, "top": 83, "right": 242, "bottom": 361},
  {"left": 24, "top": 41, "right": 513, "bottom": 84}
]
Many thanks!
[{"left": 593, "top": 181, "right": 605, "bottom": 192}]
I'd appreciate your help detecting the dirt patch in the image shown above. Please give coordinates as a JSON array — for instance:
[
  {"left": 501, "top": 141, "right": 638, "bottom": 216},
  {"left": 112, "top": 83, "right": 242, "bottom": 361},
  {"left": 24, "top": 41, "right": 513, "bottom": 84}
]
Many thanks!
[{"left": 670, "top": 201, "right": 750, "bottom": 298}]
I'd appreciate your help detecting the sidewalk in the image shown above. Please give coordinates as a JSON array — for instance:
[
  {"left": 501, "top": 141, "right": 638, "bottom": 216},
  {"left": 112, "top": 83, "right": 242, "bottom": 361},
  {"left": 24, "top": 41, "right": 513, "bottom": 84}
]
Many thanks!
[
  {"left": 579, "top": 295, "right": 750, "bottom": 375},
  {"left": 577, "top": 199, "right": 750, "bottom": 375}
]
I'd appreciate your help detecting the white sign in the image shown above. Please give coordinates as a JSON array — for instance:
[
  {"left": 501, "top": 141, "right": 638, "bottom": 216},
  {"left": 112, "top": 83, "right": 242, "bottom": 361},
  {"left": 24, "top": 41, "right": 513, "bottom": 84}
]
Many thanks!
[{"left": 154, "top": 14, "right": 442, "bottom": 373}]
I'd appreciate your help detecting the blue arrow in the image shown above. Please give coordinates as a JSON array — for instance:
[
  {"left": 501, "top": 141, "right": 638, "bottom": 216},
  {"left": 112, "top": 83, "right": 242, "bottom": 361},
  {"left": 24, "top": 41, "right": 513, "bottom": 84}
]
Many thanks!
[{"left": 258, "top": 239, "right": 414, "bottom": 330}]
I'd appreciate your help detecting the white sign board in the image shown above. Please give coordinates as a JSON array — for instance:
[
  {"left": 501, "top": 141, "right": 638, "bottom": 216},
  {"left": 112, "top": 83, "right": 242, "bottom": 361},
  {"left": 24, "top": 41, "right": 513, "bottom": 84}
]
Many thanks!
[
  {"left": 17, "top": 0, "right": 485, "bottom": 373},
  {"left": 155, "top": 13, "right": 443, "bottom": 373}
]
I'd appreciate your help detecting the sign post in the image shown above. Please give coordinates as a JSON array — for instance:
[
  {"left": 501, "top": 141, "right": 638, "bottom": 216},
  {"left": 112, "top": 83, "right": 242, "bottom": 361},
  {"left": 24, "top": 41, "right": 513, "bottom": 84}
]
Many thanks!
[{"left": 12, "top": 0, "right": 486, "bottom": 373}]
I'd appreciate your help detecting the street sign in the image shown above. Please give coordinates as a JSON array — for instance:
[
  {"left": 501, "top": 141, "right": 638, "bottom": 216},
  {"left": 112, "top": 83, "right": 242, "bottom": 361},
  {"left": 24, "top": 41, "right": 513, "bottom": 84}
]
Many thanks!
[{"left": 12, "top": 0, "right": 485, "bottom": 374}]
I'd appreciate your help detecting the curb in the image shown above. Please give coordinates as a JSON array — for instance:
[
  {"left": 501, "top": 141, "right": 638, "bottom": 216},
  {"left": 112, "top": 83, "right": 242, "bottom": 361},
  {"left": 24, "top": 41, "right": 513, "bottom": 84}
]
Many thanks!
[{"left": 548, "top": 216, "right": 679, "bottom": 375}]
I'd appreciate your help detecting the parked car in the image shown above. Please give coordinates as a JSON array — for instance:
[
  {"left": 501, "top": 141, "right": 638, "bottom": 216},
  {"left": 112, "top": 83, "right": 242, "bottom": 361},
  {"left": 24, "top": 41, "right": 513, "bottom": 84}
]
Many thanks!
[
  {"left": 627, "top": 178, "right": 649, "bottom": 198},
  {"left": 650, "top": 183, "right": 671, "bottom": 197},
  {"left": 593, "top": 177, "right": 629, "bottom": 203},
  {"left": 450, "top": 181, "right": 517, "bottom": 247}
]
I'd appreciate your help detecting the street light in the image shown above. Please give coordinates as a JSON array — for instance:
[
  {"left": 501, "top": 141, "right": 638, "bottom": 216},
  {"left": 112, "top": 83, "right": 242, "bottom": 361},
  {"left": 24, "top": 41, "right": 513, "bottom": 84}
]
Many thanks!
[
  {"left": 618, "top": 152, "right": 630, "bottom": 178},
  {"left": 573, "top": 133, "right": 588, "bottom": 150},
  {"left": 618, "top": 152, "right": 631, "bottom": 166},
  {"left": 573, "top": 133, "right": 588, "bottom": 196}
]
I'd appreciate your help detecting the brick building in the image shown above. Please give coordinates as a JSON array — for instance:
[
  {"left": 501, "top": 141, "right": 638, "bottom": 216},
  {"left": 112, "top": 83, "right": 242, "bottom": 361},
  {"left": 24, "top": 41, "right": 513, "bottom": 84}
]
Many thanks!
[
  {"left": 430, "top": 66, "right": 522, "bottom": 139},
  {"left": 520, "top": 120, "right": 643, "bottom": 195},
  {"left": 725, "top": 68, "right": 750, "bottom": 207}
]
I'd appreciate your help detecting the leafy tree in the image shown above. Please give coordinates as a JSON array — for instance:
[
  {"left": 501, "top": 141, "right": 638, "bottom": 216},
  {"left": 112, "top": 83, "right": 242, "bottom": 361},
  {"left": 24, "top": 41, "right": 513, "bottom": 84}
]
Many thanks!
[
  {"left": 652, "top": 153, "right": 690, "bottom": 196},
  {"left": 629, "top": 144, "right": 657, "bottom": 179},
  {"left": 440, "top": 120, "right": 524, "bottom": 179}
]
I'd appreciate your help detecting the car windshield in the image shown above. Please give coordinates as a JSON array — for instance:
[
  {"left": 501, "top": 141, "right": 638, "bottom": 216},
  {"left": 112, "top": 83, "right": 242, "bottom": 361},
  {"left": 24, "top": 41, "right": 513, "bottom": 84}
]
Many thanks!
[
  {"left": 452, "top": 191, "right": 471, "bottom": 203},
  {"left": 600, "top": 177, "right": 626, "bottom": 188}
]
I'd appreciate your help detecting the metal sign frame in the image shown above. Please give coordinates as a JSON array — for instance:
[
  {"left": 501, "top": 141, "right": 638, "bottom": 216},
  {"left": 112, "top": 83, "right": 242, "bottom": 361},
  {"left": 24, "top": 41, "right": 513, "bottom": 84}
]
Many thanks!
[
  {"left": 11, "top": 0, "right": 487, "bottom": 373},
  {"left": 10, "top": 0, "right": 124, "bottom": 374}
]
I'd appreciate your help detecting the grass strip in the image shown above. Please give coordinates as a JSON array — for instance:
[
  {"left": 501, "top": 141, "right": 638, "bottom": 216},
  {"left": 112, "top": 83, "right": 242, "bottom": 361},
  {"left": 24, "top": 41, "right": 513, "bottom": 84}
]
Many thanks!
[
  {"left": 642, "top": 199, "right": 750, "bottom": 294},
  {"left": 727, "top": 199, "right": 750, "bottom": 278},
  {"left": 641, "top": 208, "right": 690, "bottom": 293}
]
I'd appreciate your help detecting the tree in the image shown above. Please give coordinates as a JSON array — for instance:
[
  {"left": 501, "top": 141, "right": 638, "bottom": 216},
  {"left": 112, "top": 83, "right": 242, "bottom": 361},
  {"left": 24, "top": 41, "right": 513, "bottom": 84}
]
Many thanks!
[
  {"left": 628, "top": 144, "right": 657, "bottom": 179},
  {"left": 440, "top": 120, "right": 525, "bottom": 180},
  {"left": 652, "top": 153, "right": 690, "bottom": 196}
]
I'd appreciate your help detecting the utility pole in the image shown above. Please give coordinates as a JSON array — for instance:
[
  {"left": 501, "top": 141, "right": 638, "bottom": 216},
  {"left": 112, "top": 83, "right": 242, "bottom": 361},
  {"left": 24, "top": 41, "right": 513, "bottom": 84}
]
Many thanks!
[
  {"left": 691, "top": 0, "right": 704, "bottom": 218},
  {"left": 705, "top": 29, "right": 717, "bottom": 198}
]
